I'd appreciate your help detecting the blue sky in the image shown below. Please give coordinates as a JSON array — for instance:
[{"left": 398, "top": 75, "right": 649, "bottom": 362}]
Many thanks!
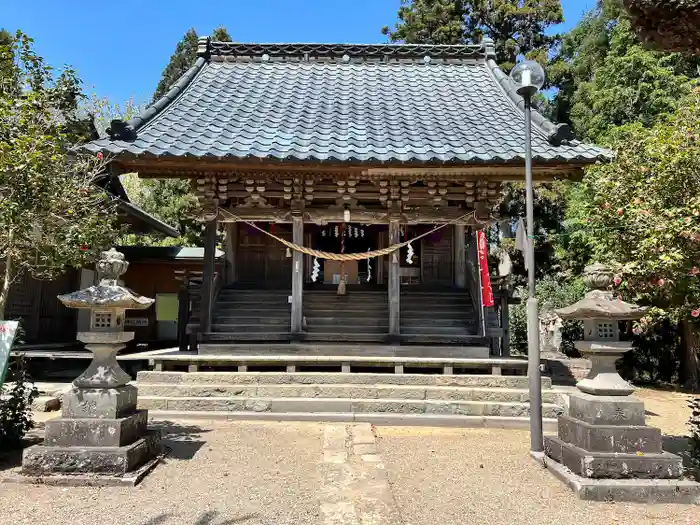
[{"left": 1, "top": 0, "right": 592, "bottom": 105}]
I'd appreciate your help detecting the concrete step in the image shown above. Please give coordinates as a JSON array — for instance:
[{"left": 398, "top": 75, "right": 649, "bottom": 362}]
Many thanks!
[
  {"left": 197, "top": 344, "right": 490, "bottom": 359},
  {"left": 137, "top": 383, "right": 563, "bottom": 403},
  {"left": 145, "top": 411, "right": 558, "bottom": 431},
  {"left": 137, "top": 372, "right": 549, "bottom": 389},
  {"left": 138, "top": 396, "right": 564, "bottom": 418}
]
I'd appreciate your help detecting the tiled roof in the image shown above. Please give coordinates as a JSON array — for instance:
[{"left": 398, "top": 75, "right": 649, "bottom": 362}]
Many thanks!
[{"left": 85, "top": 39, "right": 609, "bottom": 166}]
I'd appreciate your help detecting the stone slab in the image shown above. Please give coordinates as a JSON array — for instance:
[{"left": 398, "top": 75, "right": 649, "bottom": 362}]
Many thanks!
[
  {"left": 44, "top": 410, "right": 148, "bottom": 448},
  {"left": 532, "top": 451, "right": 700, "bottom": 504},
  {"left": 544, "top": 436, "right": 682, "bottom": 479},
  {"left": 568, "top": 391, "right": 645, "bottom": 426},
  {"left": 62, "top": 385, "right": 137, "bottom": 419},
  {"left": 557, "top": 414, "right": 662, "bottom": 454},
  {"left": 22, "top": 430, "right": 161, "bottom": 477},
  {"left": 31, "top": 396, "right": 61, "bottom": 412},
  {"left": 3, "top": 450, "right": 165, "bottom": 487}
]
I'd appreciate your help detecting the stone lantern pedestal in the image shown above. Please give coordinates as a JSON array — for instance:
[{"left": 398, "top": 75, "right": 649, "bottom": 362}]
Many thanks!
[
  {"left": 18, "top": 249, "right": 163, "bottom": 486},
  {"left": 537, "top": 263, "right": 700, "bottom": 503}
]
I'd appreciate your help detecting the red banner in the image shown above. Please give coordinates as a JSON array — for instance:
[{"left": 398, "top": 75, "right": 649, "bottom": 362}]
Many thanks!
[{"left": 476, "top": 231, "right": 494, "bottom": 308}]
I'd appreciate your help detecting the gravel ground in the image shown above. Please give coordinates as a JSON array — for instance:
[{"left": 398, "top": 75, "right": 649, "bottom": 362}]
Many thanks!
[
  {"left": 377, "top": 426, "right": 697, "bottom": 525},
  {"left": 0, "top": 420, "right": 324, "bottom": 525}
]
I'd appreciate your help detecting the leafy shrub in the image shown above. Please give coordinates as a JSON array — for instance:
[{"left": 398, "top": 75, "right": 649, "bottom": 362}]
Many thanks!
[
  {"left": 0, "top": 355, "right": 38, "bottom": 449},
  {"left": 509, "top": 275, "right": 586, "bottom": 356},
  {"left": 687, "top": 396, "right": 700, "bottom": 481}
]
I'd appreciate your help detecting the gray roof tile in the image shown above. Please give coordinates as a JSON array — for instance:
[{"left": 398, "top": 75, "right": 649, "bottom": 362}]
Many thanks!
[{"left": 86, "top": 41, "right": 609, "bottom": 165}]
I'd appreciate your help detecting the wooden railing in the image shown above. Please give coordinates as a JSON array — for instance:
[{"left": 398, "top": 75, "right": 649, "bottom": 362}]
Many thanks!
[{"left": 465, "top": 231, "right": 484, "bottom": 337}]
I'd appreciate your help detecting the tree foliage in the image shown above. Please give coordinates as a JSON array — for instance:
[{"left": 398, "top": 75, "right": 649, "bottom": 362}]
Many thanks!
[
  {"left": 382, "top": 0, "right": 563, "bottom": 71},
  {"left": 144, "top": 27, "right": 233, "bottom": 245},
  {"left": 567, "top": 90, "right": 700, "bottom": 385},
  {"left": 0, "top": 32, "right": 120, "bottom": 319},
  {"left": 152, "top": 26, "right": 231, "bottom": 102},
  {"left": 549, "top": 0, "right": 700, "bottom": 142}
]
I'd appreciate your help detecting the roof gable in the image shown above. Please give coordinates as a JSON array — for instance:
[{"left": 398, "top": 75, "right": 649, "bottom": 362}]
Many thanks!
[{"left": 86, "top": 39, "right": 608, "bottom": 166}]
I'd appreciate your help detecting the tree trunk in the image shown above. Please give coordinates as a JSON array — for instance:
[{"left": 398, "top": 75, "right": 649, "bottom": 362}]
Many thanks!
[
  {"left": 0, "top": 252, "right": 12, "bottom": 321},
  {"left": 681, "top": 319, "right": 700, "bottom": 391}
]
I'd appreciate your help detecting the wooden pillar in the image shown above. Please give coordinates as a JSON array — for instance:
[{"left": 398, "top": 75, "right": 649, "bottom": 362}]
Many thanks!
[
  {"left": 291, "top": 214, "right": 304, "bottom": 333},
  {"left": 388, "top": 218, "right": 401, "bottom": 336},
  {"left": 224, "top": 222, "right": 238, "bottom": 284},
  {"left": 454, "top": 224, "right": 466, "bottom": 288},
  {"left": 200, "top": 219, "right": 217, "bottom": 334}
]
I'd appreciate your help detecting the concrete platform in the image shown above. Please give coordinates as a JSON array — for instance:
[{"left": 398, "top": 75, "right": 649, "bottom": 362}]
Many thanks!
[{"left": 533, "top": 451, "right": 700, "bottom": 504}]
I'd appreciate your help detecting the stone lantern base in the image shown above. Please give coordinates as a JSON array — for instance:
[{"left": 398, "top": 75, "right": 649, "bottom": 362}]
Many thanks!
[
  {"left": 19, "top": 384, "right": 162, "bottom": 486},
  {"left": 539, "top": 391, "right": 700, "bottom": 503}
]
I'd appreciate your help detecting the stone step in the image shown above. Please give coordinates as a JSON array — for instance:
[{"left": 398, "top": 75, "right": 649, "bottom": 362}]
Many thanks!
[
  {"left": 137, "top": 383, "right": 563, "bottom": 403},
  {"left": 138, "top": 396, "right": 564, "bottom": 418},
  {"left": 137, "top": 372, "right": 549, "bottom": 389},
  {"left": 145, "top": 410, "right": 558, "bottom": 431}
]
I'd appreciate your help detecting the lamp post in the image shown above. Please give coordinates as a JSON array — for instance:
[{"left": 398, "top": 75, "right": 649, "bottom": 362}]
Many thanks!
[{"left": 509, "top": 60, "right": 546, "bottom": 452}]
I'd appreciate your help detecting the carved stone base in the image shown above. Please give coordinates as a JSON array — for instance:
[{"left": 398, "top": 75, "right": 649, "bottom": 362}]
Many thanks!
[
  {"left": 44, "top": 410, "right": 148, "bottom": 448},
  {"left": 545, "top": 392, "right": 684, "bottom": 481},
  {"left": 22, "top": 431, "right": 161, "bottom": 477},
  {"left": 61, "top": 385, "right": 137, "bottom": 419}
]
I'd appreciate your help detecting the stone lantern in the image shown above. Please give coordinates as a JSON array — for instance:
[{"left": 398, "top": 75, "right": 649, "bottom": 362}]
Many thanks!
[
  {"left": 21, "top": 248, "right": 162, "bottom": 485},
  {"left": 555, "top": 262, "right": 645, "bottom": 395},
  {"left": 540, "top": 263, "right": 699, "bottom": 503}
]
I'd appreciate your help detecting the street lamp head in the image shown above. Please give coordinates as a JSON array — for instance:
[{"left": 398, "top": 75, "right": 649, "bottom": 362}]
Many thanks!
[{"left": 510, "top": 60, "right": 545, "bottom": 98}]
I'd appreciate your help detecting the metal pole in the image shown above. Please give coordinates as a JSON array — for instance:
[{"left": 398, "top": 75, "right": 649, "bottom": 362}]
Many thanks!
[{"left": 524, "top": 94, "right": 543, "bottom": 452}]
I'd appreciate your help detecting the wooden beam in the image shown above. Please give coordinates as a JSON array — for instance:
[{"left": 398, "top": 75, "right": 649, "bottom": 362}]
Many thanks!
[
  {"left": 388, "top": 218, "right": 401, "bottom": 336},
  {"left": 291, "top": 215, "right": 304, "bottom": 334},
  {"left": 200, "top": 219, "right": 217, "bottom": 334}
]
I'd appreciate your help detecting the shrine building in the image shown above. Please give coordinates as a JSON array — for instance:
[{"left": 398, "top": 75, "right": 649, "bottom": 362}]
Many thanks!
[{"left": 86, "top": 38, "right": 606, "bottom": 358}]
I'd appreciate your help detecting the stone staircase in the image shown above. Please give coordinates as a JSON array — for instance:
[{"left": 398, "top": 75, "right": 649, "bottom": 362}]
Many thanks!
[{"left": 137, "top": 371, "right": 563, "bottom": 430}]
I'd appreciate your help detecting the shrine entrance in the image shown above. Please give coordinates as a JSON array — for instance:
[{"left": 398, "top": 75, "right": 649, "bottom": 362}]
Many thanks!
[{"left": 307, "top": 223, "right": 384, "bottom": 286}]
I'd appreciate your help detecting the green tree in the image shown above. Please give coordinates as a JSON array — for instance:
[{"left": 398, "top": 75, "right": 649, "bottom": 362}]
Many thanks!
[
  {"left": 152, "top": 26, "right": 231, "bottom": 102},
  {"left": 568, "top": 90, "right": 700, "bottom": 387},
  {"left": 382, "top": 0, "right": 564, "bottom": 71},
  {"left": 549, "top": 0, "right": 699, "bottom": 141},
  {"left": 143, "top": 26, "right": 232, "bottom": 245},
  {"left": 0, "top": 32, "right": 120, "bottom": 319}
]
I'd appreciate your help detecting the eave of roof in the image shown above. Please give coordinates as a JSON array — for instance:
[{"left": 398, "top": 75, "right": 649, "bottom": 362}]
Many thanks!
[
  {"left": 117, "top": 199, "right": 180, "bottom": 238},
  {"left": 86, "top": 38, "right": 610, "bottom": 167}
]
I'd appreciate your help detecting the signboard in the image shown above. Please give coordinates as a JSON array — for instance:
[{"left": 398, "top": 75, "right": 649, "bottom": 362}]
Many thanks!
[
  {"left": 124, "top": 317, "right": 149, "bottom": 327},
  {"left": 0, "top": 321, "right": 19, "bottom": 388}
]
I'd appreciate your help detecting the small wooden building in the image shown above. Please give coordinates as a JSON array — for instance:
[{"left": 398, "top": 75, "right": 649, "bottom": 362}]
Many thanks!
[{"left": 87, "top": 39, "right": 606, "bottom": 356}]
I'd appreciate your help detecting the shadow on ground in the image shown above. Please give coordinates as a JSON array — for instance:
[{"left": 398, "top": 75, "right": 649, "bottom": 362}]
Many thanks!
[
  {"left": 151, "top": 420, "right": 211, "bottom": 461},
  {"left": 143, "top": 511, "right": 259, "bottom": 525}
]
